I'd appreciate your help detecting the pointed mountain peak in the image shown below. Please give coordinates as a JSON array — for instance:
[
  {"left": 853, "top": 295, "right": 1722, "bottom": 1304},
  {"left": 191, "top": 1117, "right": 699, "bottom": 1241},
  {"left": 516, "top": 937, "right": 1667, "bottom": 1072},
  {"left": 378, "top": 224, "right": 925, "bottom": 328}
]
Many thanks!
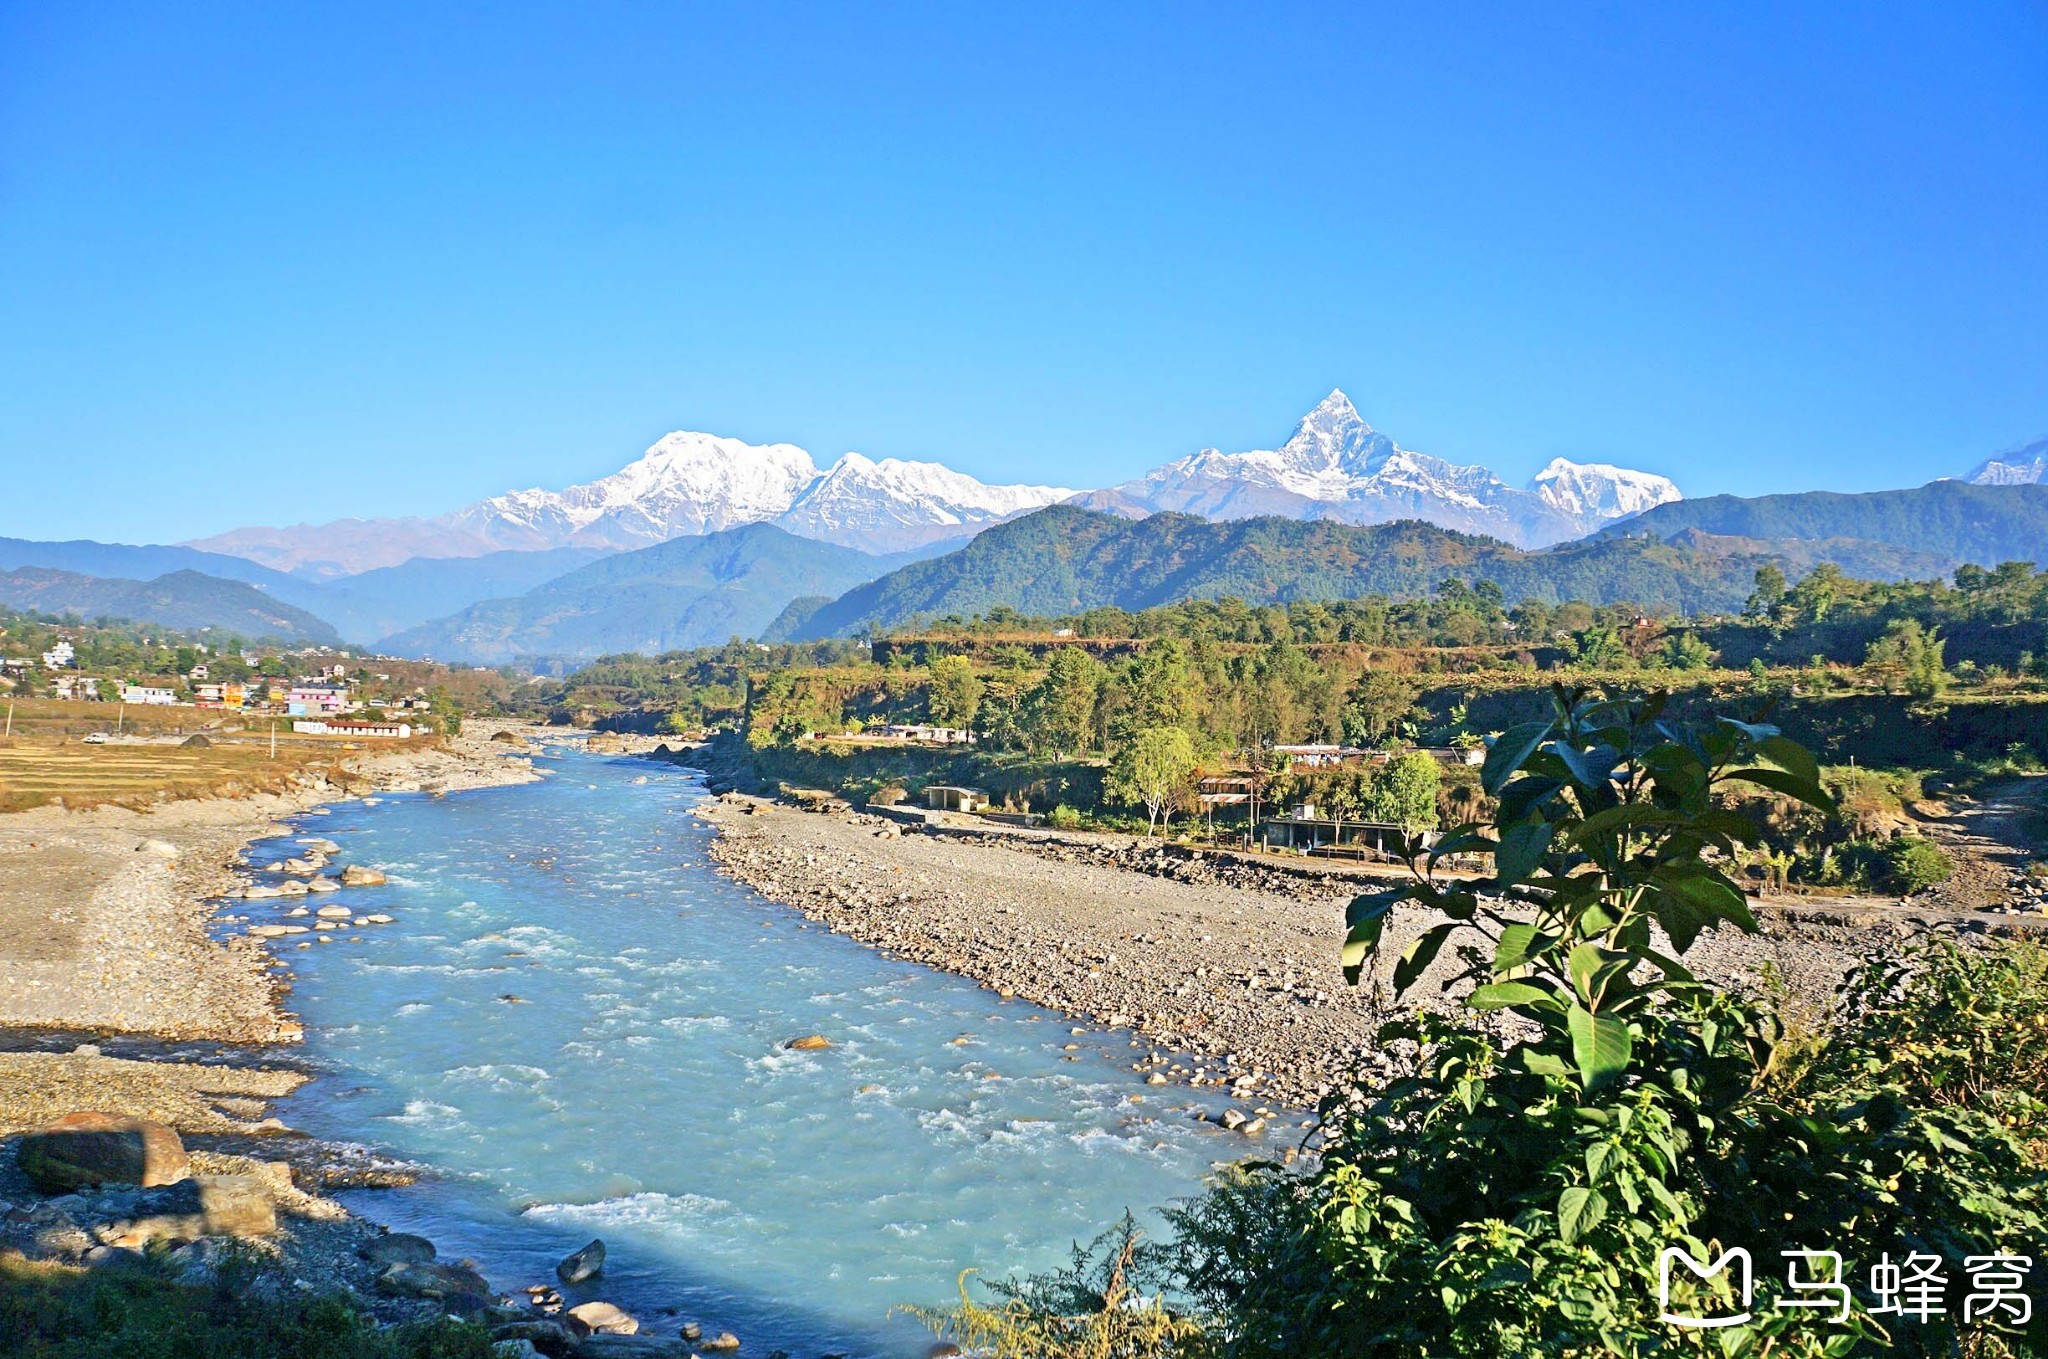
[{"left": 1277, "top": 388, "right": 1389, "bottom": 474}]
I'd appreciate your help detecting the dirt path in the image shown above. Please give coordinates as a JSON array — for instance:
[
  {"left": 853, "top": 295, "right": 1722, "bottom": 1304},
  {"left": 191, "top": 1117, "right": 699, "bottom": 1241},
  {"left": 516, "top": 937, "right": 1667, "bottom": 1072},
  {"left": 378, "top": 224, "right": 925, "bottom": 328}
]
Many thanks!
[{"left": 1910, "top": 775, "right": 2048, "bottom": 913}]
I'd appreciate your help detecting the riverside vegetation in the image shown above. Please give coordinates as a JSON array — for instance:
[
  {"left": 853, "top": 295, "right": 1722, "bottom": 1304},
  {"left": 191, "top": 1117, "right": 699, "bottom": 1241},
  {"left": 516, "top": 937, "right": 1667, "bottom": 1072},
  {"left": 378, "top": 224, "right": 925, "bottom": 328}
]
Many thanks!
[{"left": 912, "top": 689, "right": 2048, "bottom": 1358}]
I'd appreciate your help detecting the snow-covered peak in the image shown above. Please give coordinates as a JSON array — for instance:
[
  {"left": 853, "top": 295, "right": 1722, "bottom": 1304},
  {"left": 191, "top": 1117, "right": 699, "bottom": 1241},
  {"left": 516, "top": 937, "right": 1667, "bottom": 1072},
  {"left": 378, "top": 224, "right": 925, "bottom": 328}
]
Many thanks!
[
  {"left": 1967, "top": 435, "right": 2048, "bottom": 486},
  {"left": 777, "top": 452, "right": 1072, "bottom": 551},
  {"left": 1531, "top": 457, "right": 1682, "bottom": 520},
  {"left": 1276, "top": 388, "right": 1397, "bottom": 475}
]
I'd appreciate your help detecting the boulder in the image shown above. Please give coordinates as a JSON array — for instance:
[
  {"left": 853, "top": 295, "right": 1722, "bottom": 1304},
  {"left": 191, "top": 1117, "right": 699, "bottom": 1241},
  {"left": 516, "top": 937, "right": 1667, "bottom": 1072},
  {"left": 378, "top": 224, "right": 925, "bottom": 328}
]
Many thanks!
[
  {"left": 565, "top": 1301, "right": 638, "bottom": 1336},
  {"left": 278, "top": 880, "right": 310, "bottom": 896},
  {"left": 493, "top": 1319, "right": 576, "bottom": 1356},
  {"left": 556, "top": 1237, "right": 605, "bottom": 1283},
  {"left": 700, "top": 1332, "right": 740, "bottom": 1352},
  {"left": 138, "top": 839, "right": 180, "bottom": 858},
  {"left": 316, "top": 904, "right": 353, "bottom": 918},
  {"left": 376, "top": 1259, "right": 493, "bottom": 1300},
  {"left": 340, "top": 865, "right": 388, "bottom": 887},
  {"left": 359, "top": 1231, "right": 437, "bottom": 1267},
  {"left": 98, "top": 1174, "right": 277, "bottom": 1247},
  {"left": 307, "top": 876, "right": 341, "bottom": 893},
  {"left": 783, "top": 1035, "right": 831, "bottom": 1051},
  {"left": 494, "top": 1342, "right": 544, "bottom": 1359},
  {"left": 299, "top": 838, "right": 343, "bottom": 854},
  {"left": 363, "top": 913, "right": 396, "bottom": 924},
  {"left": 18, "top": 1113, "right": 189, "bottom": 1193}
]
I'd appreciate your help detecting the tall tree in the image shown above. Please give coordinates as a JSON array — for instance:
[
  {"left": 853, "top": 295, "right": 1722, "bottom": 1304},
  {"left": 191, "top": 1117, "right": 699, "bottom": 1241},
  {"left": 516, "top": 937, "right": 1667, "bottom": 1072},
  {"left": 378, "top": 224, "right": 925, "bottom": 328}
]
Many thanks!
[{"left": 1106, "top": 726, "right": 1198, "bottom": 835}]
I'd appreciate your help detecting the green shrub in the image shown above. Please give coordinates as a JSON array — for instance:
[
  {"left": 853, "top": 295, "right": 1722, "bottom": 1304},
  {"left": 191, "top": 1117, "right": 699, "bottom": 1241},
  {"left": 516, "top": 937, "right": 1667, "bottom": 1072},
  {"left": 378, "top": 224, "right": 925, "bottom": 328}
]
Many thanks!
[
  {"left": 1880, "top": 835, "right": 1955, "bottom": 894},
  {"left": 1047, "top": 804, "right": 1084, "bottom": 830}
]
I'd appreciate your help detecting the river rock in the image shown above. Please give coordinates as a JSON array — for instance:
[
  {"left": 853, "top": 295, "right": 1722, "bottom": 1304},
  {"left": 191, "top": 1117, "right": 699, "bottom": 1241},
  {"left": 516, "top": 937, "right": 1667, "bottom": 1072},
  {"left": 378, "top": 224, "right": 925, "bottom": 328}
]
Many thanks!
[
  {"left": 299, "top": 838, "right": 342, "bottom": 854},
  {"left": 364, "top": 913, "right": 396, "bottom": 924},
  {"left": 18, "top": 1113, "right": 190, "bottom": 1193},
  {"left": 493, "top": 1319, "right": 575, "bottom": 1356},
  {"left": 242, "top": 884, "right": 284, "bottom": 900},
  {"left": 376, "top": 1259, "right": 493, "bottom": 1300},
  {"left": 280, "top": 856, "right": 325, "bottom": 875},
  {"left": 359, "top": 1231, "right": 437, "bottom": 1267},
  {"left": 316, "top": 904, "right": 353, "bottom": 918},
  {"left": 565, "top": 1301, "right": 638, "bottom": 1336},
  {"left": 307, "top": 876, "right": 341, "bottom": 893},
  {"left": 98, "top": 1174, "right": 277, "bottom": 1246},
  {"left": 700, "top": 1332, "right": 740, "bottom": 1351},
  {"left": 137, "top": 839, "right": 180, "bottom": 859},
  {"left": 340, "top": 865, "right": 388, "bottom": 887},
  {"left": 278, "top": 879, "right": 310, "bottom": 896},
  {"left": 783, "top": 1035, "right": 831, "bottom": 1051},
  {"left": 1219, "top": 1109, "right": 1247, "bottom": 1131},
  {"left": 556, "top": 1237, "right": 605, "bottom": 1283}
]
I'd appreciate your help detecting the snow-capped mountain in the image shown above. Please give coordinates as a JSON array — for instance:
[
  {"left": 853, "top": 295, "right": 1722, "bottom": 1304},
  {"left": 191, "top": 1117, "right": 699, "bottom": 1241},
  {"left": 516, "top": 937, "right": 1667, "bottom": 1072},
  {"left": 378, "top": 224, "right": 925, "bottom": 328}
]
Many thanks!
[
  {"left": 189, "top": 430, "right": 1071, "bottom": 572},
  {"left": 1093, "top": 390, "right": 1679, "bottom": 548},
  {"left": 1967, "top": 435, "right": 2048, "bottom": 487},
  {"left": 779, "top": 452, "right": 1072, "bottom": 550},
  {"left": 439, "top": 431, "right": 822, "bottom": 552}
]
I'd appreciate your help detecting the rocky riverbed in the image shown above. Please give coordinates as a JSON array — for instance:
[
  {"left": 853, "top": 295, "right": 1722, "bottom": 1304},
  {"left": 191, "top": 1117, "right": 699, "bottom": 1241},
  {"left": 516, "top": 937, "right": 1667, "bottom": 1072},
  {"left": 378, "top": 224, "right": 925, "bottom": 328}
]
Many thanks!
[{"left": 702, "top": 794, "right": 1982, "bottom": 1115}]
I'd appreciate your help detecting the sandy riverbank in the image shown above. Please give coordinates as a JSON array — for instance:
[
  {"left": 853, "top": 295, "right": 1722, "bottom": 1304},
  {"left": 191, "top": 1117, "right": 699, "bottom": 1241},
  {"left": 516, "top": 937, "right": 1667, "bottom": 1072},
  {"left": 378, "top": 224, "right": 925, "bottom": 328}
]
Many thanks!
[
  {"left": 702, "top": 795, "right": 1940, "bottom": 1113},
  {"left": 0, "top": 725, "right": 549, "bottom": 1044}
]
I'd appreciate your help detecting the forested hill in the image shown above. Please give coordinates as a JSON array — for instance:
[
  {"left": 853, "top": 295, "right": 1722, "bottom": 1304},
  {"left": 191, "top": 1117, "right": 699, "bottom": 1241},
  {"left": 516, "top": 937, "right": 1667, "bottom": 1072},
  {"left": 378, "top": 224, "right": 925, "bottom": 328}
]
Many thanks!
[
  {"left": 788, "top": 505, "right": 1904, "bottom": 639},
  {"left": 1597, "top": 480, "right": 2048, "bottom": 564},
  {"left": 0, "top": 567, "right": 341, "bottom": 644}
]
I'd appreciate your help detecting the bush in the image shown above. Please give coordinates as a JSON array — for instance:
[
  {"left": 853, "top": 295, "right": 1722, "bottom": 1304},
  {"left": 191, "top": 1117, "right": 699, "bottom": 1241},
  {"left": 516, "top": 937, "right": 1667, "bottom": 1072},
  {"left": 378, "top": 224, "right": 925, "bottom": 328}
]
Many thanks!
[
  {"left": 1880, "top": 835, "right": 1955, "bottom": 894},
  {"left": 867, "top": 783, "right": 908, "bottom": 807},
  {"left": 1047, "top": 804, "right": 1085, "bottom": 830}
]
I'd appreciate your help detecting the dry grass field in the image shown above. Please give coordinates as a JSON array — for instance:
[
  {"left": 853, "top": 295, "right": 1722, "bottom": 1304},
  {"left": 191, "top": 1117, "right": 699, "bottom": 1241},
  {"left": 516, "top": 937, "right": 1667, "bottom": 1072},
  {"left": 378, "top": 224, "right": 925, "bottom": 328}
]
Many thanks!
[{"left": 0, "top": 701, "right": 434, "bottom": 812}]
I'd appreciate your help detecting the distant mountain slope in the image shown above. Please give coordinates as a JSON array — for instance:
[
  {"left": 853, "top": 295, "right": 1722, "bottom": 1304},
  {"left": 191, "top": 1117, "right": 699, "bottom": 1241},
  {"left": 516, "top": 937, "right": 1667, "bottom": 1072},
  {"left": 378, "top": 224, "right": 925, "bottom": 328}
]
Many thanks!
[
  {"left": 0, "top": 536, "right": 303, "bottom": 592},
  {"left": 1099, "top": 391, "right": 1680, "bottom": 548},
  {"left": 0, "top": 568, "right": 340, "bottom": 644},
  {"left": 378, "top": 524, "right": 898, "bottom": 664},
  {"left": 791, "top": 505, "right": 1838, "bottom": 638},
  {"left": 305, "top": 546, "right": 612, "bottom": 644},
  {"left": 1598, "top": 481, "right": 2048, "bottom": 565}
]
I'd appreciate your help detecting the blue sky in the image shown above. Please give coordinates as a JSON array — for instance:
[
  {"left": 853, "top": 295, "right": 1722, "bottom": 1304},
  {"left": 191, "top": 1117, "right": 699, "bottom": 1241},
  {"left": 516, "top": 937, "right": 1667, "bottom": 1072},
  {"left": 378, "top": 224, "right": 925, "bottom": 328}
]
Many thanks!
[{"left": 2, "top": 3, "right": 2044, "bottom": 543}]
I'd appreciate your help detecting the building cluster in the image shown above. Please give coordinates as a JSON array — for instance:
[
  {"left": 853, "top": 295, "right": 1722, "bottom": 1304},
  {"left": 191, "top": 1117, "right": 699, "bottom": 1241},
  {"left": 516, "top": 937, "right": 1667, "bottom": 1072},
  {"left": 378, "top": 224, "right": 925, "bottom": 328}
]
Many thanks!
[{"left": 3, "top": 637, "right": 436, "bottom": 738}]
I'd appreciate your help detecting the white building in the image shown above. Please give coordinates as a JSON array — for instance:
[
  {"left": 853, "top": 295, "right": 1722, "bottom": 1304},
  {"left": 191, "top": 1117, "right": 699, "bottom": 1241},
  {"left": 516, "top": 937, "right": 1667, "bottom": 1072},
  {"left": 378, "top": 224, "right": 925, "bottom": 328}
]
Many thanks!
[{"left": 121, "top": 685, "right": 179, "bottom": 706}]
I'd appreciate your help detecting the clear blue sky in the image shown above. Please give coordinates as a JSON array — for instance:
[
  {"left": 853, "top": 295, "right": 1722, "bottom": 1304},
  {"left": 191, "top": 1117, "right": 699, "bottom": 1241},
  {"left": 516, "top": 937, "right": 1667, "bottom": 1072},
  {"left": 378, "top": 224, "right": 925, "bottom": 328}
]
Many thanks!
[{"left": 3, "top": 2, "right": 2044, "bottom": 543}]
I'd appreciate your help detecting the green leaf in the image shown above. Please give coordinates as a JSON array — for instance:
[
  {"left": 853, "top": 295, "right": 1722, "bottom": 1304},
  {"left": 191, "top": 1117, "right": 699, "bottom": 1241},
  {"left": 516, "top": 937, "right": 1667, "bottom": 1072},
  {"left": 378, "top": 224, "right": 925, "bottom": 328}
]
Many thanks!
[
  {"left": 1469, "top": 981, "right": 1561, "bottom": 1012},
  {"left": 1726, "top": 765, "right": 1838, "bottom": 816},
  {"left": 1557, "top": 1185, "right": 1607, "bottom": 1244},
  {"left": 1654, "top": 870, "right": 1759, "bottom": 951},
  {"left": 1341, "top": 893, "right": 1398, "bottom": 985},
  {"left": 1568, "top": 943, "right": 1632, "bottom": 1008},
  {"left": 1568, "top": 1004, "right": 1632, "bottom": 1092},
  {"left": 1752, "top": 734, "right": 1819, "bottom": 786},
  {"left": 1494, "top": 922, "right": 1556, "bottom": 974},
  {"left": 1585, "top": 1141, "right": 1615, "bottom": 1184},
  {"left": 1393, "top": 922, "right": 1459, "bottom": 996},
  {"left": 1482, "top": 720, "right": 1553, "bottom": 796},
  {"left": 1494, "top": 818, "right": 1555, "bottom": 886}
]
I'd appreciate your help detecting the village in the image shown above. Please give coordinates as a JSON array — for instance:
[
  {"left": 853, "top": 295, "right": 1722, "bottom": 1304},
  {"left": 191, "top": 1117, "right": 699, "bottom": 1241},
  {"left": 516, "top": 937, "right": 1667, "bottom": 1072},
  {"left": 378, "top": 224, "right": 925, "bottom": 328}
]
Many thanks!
[{"left": 0, "top": 622, "right": 448, "bottom": 741}]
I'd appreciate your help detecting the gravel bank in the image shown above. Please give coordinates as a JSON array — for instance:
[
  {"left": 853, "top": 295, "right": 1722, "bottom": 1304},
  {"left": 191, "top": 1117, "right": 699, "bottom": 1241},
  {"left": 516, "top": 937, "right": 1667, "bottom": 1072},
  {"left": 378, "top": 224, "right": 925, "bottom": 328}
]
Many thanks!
[
  {"left": 0, "top": 726, "right": 547, "bottom": 1045},
  {"left": 704, "top": 796, "right": 1941, "bottom": 1114}
]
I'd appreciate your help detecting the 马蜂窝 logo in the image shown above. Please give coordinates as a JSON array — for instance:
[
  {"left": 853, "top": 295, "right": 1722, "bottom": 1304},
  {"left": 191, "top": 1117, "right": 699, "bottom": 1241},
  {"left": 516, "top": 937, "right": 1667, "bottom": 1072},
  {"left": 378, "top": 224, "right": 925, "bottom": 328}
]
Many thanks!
[{"left": 1659, "top": 1246, "right": 1752, "bottom": 1328}]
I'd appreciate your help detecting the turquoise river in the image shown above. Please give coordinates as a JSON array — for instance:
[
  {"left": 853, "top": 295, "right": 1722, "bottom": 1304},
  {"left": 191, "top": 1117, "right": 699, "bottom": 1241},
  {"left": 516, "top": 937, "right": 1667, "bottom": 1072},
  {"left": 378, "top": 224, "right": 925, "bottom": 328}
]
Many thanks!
[{"left": 246, "top": 746, "right": 1246, "bottom": 1356}]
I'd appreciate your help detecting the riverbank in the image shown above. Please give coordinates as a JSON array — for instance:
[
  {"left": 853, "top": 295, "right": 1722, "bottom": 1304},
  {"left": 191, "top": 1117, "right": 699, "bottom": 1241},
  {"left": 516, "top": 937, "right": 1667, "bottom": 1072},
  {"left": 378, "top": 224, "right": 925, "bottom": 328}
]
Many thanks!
[
  {"left": 0, "top": 726, "right": 547, "bottom": 1044},
  {"left": 701, "top": 794, "right": 1946, "bottom": 1114}
]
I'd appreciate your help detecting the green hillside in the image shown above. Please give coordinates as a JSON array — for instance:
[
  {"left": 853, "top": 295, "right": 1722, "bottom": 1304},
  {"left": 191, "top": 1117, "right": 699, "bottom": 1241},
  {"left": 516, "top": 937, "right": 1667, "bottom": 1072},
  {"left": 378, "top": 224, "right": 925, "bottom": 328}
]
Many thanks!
[
  {"left": 1601, "top": 479, "right": 2048, "bottom": 564},
  {"left": 790, "top": 505, "right": 1948, "bottom": 638}
]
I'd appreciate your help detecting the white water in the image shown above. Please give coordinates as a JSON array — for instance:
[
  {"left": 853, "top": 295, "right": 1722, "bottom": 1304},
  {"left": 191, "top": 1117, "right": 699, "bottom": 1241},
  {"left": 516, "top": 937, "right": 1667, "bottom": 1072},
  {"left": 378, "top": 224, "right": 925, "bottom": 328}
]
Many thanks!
[{"left": 255, "top": 749, "right": 1255, "bottom": 1355}]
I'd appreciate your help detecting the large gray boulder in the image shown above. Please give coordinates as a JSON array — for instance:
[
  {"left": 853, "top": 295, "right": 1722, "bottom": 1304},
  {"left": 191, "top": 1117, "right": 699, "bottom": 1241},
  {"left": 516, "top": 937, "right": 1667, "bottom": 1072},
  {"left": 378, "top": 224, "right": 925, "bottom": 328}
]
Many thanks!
[
  {"left": 18, "top": 1113, "right": 190, "bottom": 1193},
  {"left": 375, "top": 1259, "right": 493, "bottom": 1300},
  {"left": 556, "top": 1237, "right": 605, "bottom": 1283},
  {"left": 359, "top": 1231, "right": 438, "bottom": 1267}
]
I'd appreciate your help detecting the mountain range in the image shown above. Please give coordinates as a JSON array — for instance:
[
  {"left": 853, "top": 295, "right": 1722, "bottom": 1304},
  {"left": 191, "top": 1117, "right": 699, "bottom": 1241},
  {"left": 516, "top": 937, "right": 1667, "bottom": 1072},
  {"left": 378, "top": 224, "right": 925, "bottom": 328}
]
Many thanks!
[
  {"left": 189, "top": 432, "right": 1073, "bottom": 574},
  {"left": 183, "top": 390, "right": 1671, "bottom": 575},
  {"left": 1076, "top": 391, "right": 1681, "bottom": 548},
  {"left": 1, "top": 391, "right": 2040, "bottom": 665}
]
